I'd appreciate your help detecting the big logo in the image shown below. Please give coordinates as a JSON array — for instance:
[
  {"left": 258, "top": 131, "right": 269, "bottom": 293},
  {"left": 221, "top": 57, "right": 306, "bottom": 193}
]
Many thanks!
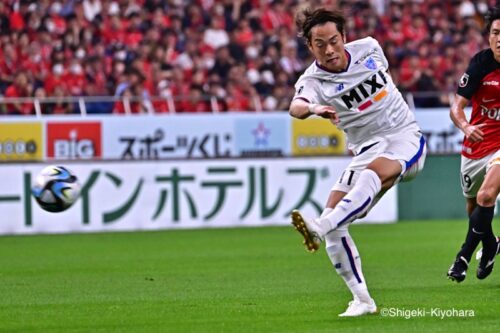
[
  {"left": 340, "top": 70, "right": 388, "bottom": 110},
  {"left": 47, "top": 122, "right": 102, "bottom": 159}
]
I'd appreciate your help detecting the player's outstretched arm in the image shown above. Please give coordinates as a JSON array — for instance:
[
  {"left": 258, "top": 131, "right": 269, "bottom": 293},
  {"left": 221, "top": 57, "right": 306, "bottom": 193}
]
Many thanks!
[
  {"left": 450, "top": 94, "right": 484, "bottom": 142},
  {"left": 289, "top": 99, "right": 339, "bottom": 124}
]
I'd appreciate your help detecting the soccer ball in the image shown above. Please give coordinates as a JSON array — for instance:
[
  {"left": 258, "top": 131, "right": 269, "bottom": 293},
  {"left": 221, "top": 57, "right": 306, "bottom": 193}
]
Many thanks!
[{"left": 32, "top": 165, "right": 81, "bottom": 212}]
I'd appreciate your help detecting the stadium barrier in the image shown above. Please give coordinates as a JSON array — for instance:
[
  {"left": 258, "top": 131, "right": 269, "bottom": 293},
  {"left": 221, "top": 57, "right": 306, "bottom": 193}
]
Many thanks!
[
  {"left": 0, "top": 94, "right": 262, "bottom": 115},
  {"left": 0, "top": 112, "right": 348, "bottom": 161},
  {"left": 0, "top": 92, "right": 455, "bottom": 115},
  {"left": 0, "top": 106, "right": 464, "bottom": 162}
]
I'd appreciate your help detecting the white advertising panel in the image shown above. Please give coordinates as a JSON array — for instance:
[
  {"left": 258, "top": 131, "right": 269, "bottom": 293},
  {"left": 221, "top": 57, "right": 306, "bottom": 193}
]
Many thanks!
[
  {"left": 414, "top": 108, "right": 466, "bottom": 154},
  {"left": 0, "top": 158, "right": 396, "bottom": 235},
  {"left": 101, "top": 115, "right": 237, "bottom": 159}
]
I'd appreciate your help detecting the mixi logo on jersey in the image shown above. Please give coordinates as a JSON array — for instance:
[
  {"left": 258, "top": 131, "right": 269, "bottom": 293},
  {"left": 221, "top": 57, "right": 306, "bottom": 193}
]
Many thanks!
[
  {"left": 47, "top": 122, "right": 102, "bottom": 160},
  {"left": 340, "top": 70, "right": 389, "bottom": 111}
]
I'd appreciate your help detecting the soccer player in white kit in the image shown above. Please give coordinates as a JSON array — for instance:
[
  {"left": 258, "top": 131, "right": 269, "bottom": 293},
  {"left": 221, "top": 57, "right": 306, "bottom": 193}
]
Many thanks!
[{"left": 289, "top": 8, "right": 427, "bottom": 317}]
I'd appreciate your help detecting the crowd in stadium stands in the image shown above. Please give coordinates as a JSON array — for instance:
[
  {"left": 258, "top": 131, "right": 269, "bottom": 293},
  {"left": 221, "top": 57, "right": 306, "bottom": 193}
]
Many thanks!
[{"left": 0, "top": 0, "right": 496, "bottom": 115}]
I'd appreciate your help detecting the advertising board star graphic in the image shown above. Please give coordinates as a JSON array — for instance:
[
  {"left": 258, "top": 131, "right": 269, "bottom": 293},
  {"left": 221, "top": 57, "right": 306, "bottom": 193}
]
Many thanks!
[{"left": 252, "top": 122, "right": 270, "bottom": 146}]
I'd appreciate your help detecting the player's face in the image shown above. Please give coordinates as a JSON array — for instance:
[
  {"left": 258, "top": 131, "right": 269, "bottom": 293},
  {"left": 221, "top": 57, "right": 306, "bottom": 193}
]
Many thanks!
[
  {"left": 489, "top": 19, "right": 500, "bottom": 62},
  {"left": 308, "top": 22, "right": 348, "bottom": 72}
]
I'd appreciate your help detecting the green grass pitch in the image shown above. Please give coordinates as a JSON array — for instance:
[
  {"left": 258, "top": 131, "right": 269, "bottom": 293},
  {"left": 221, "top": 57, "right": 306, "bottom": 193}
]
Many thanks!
[{"left": 0, "top": 220, "right": 498, "bottom": 332}]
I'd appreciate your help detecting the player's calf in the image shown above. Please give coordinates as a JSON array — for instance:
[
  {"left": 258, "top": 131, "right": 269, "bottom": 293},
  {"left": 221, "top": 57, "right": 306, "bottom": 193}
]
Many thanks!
[{"left": 475, "top": 236, "right": 500, "bottom": 260}]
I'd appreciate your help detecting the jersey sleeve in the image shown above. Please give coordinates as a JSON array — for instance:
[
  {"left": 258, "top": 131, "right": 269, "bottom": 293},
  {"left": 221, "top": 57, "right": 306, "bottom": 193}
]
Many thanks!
[
  {"left": 456, "top": 54, "right": 483, "bottom": 100},
  {"left": 292, "top": 76, "right": 322, "bottom": 104},
  {"left": 369, "top": 37, "right": 389, "bottom": 69}
]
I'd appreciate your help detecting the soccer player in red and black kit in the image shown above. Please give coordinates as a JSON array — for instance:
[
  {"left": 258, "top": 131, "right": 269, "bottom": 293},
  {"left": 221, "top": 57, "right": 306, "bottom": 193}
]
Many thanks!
[{"left": 447, "top": 7, "right": 500, "bottom": 282}]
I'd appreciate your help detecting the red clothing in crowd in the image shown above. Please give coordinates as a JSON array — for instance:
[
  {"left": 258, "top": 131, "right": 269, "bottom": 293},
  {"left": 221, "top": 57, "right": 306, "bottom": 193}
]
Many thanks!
[
  {"left": 226, "top": 87, "right": 251, "bottom": 111},
  {"left": 4, "top": 85, "right": 33, "bottom": 115},
  {"left": 44, "top": 74, "right": 67, "bottom": 95},
  {"left": 178, "top": 96, "right": 210, "bottom": 112},
  {"left": 9, "top": 11, "right": 24, "bottom": 30},
  {"left": 113, "top": 101, "right": 142, "bottom": 114},
  {"left": 261, "top": 6, "right": 293, "bottom": 32},
  {"left": 64, "top": 72, "right": 87, "bottom": 96}
]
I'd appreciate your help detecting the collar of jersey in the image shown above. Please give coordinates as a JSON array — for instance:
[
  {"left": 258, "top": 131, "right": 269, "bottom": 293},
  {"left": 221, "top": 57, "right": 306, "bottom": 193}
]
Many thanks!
[{"left": 315, "top": 50, "right": 351, "bottom": 74}]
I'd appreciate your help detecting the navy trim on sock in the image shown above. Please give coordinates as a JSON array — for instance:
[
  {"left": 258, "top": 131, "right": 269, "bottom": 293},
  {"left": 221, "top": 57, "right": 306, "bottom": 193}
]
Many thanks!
[
  {"left": 341, "top": 236, "right": 362, "bottom": 284},
  {"left": 337, "top": 196, "right": 372, "bottom": 228}
]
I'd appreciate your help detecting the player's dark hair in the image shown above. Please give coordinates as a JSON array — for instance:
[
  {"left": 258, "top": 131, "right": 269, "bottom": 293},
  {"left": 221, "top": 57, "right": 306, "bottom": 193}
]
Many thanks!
[
  {"left": 295, "top": 7, "right": 346, "bottom": 45},
  {"left": 484, "top": 7, "right": 500, "bottom": 33}
]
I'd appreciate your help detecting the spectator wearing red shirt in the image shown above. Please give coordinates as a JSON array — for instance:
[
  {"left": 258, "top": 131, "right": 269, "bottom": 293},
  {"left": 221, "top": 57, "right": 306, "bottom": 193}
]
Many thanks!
[
  {"left": 9, "top": 0, "right": 29, "bottom": 31},
  {"left": 4, "top": 71, "right": 33, "bottom": 115},
  {"left": 131, "top": 41, "right": 154, "bottom": 90},
  {"left": 0, "top": 43, "right": 18, "bottom": 91},
  {"left": 36, "top": 28, "right": 54, "bottom": 62},
  {"left": 48, "top": 2, "right": 67, "bottom": 35},
  {"left": 113, "top": 88, "right": 141, "bottom": 114},
  {"left": 162, "top": 30, "right": 180, "bottom": 64},
  {"left": 44, "top": 63, "right": 67, "bottom": 96},
  {"left": 16, "top": 31, "right": 31, "bottom": 64},
  {"left": 178, "top": 85, "right": 210, "bottom": 113},
  {"left": 153, "top": 79, "right": 173, "bottom": 114},
  {"left": 402, "top": 14, "right": 428, "bottom": 45},
  {"left": 225, "top": 82, "right": 251, "bottom": 112},
  {"left": 151, "top": 7, "right": 171, "bottom": 29},
  {"left": 102, "top": 13, "right": 126, "bottom": 45},
  {"left": 260, "top": 0, "right": 293, "bottom": 33},
  {"left": 385, "top": 18, "right": 405, "bottom": 47},
  {"left": 84, "top": 56, "right": 108, "bottom": 95},
  {"left": 399, "top": 53, "right": 426, "bottom": 92},
  {"left": 225, "top": 64, "right": 257, "bottom": 112},
  {"left": 72, "top": 0, "right": 90, "bottom": 29},
  {"left": 124, "top": 12, "right": 144, "bottom": 49},
  {"left": 49, "top": 86, "right": 73, "bottom": 115},
  {"left": 234, "top": 19, "right": 254, "bottom": 47},
  {"left": 64, "top": 60, "right": 87, "bottom": 96},
  {"left": 21, "top": 41, "right": 50, "bottom": 89}
]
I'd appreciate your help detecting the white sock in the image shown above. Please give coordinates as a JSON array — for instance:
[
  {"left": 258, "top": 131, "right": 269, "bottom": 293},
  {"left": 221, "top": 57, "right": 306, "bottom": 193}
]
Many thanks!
[
  {"left": 320, "top": 207, "right": 333, "bottom": 218},
  {"left": 325, "top": 227, "right": 372, "bottom": 303},
  {"left": 319, "top": 169, "right": 381, "bottom": 235}
]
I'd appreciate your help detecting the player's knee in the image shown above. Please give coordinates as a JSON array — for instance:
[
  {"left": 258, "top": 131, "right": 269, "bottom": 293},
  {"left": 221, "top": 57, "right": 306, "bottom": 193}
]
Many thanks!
[
  {"left": 366, "top": 167, "right": 397, "bottom": 190},
  {"left": 381, "top": 176, "right": 398, "bottom": 191},
  {"left": 476, "top": 187, "right": 497, "bottom": 207},
  {"left": 367, "top": 160, "right": 401, "bottom": 189}
]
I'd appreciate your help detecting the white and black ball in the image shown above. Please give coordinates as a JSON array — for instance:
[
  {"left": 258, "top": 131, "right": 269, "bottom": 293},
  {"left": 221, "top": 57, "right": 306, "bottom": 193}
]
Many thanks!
[{"left": 32, "top": 165, "right": 81, "bottom": 213}]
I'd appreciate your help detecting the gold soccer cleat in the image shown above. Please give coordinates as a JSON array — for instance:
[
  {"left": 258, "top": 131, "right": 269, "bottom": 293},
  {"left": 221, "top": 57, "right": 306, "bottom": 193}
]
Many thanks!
[{"left": 291, "top": 210, "right": 323, "bottom": 252}]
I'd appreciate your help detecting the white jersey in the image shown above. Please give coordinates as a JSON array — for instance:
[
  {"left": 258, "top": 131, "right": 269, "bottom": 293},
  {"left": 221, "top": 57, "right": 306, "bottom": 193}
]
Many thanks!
[{"left": 293, "top": 37, "right": 420, "bottom": 153}]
